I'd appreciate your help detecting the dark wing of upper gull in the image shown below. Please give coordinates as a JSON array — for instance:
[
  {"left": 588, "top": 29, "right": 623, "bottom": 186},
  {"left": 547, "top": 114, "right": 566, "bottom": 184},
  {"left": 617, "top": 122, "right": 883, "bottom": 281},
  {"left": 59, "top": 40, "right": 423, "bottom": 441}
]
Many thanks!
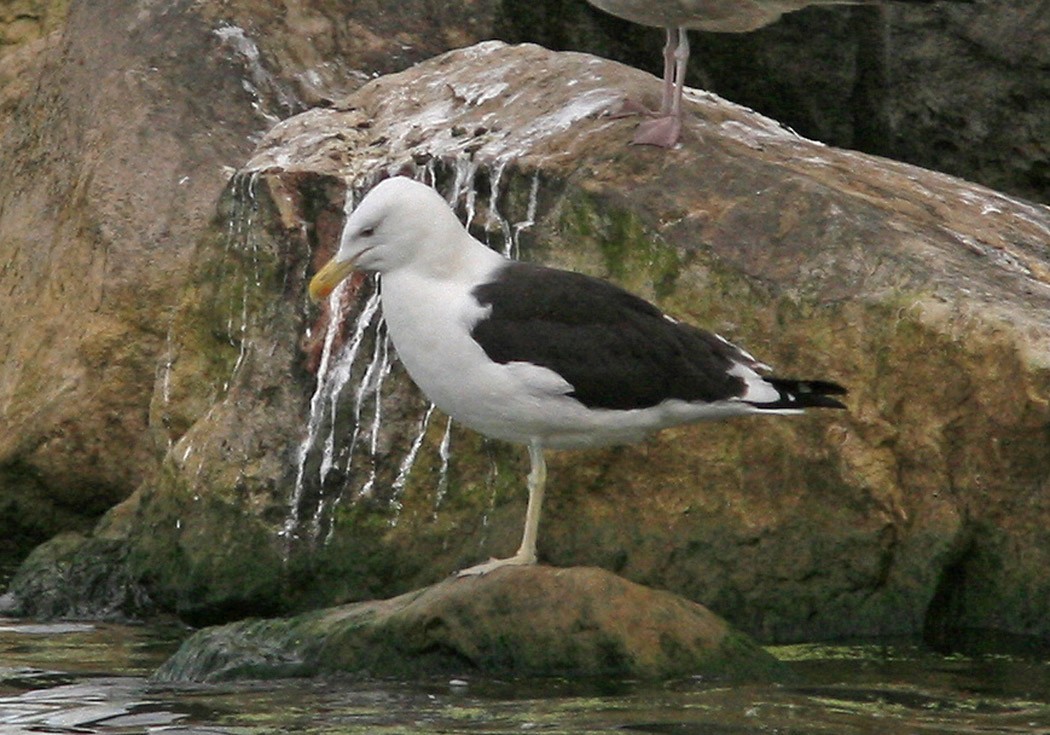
[{"left": 469, "top": 262, "right": 753, "bottom": 411}]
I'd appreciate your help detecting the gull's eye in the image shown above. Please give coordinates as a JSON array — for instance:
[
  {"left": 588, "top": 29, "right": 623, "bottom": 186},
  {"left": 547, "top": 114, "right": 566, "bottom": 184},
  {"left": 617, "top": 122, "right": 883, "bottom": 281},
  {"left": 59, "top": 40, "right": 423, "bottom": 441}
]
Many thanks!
[{"left": 359, "top": 226, "right": 376, "bottom": 238}]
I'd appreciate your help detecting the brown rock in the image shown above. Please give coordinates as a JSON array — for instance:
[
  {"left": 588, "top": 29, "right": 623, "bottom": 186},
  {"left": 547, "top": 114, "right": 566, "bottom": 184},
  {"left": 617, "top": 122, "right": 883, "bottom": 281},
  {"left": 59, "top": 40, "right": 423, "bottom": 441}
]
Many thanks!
[
  {"left": 0, "top": 0, "right": 68, "bottom": 52},
  {"left": 12, "top": 38, "right": 1043, "bottom": 648},
  {"left": 3, "top": 1, "right": 1046, "bottom": 577},
  {"left": 4, "top": 24, "right": 1050, "bottom": 654},
  {"left": 0, "top": 0, "right": 501, "bottom": 568},
  {"left": 153, "top": 565, "right": 785, "bottom": 682}
]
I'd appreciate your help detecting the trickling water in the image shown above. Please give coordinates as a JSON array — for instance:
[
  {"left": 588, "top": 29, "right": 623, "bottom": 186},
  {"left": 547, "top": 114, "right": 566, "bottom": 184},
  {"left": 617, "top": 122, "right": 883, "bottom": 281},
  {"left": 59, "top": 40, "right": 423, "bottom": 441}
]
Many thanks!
[
  {"left": 486, "top": 159, "right": 513, "bottom": 254},
  {"left": 284, "top": 281, "right": 381, "bottom": 548},
  {"left": 510, "top": 171, "right": 541, "bottom": 259},
  {"left": 154, "top": 322, "right": 179, "bottom": 452},
  {"left": 318, "top": 289, "right": 383, "bottom": 486},
  {"left": 446, "top": 155, "right": 479, "bottom": 223},
  {"left": 478, "top": 449, "right": 503, "bottom": 541},
  {"left": 433, "top": 415, "right": 454, "bottom": 515},
  {"left": 158, "top": 326, "right": 174, "bottom": 408},
  {"left": 213, "top": 23, "right": 297, "bottom": 122},
  {"left": 220, "top": 171, "right": 264, "bottom": 395},
  {"left": 463, "top": 171, "right": 480, "bottom": 231},
  {"left": 349, "top": 317, "right": 394, "bottom": 501},
  {"left": 390, "top": 403, "right": 437, "bottom": 523}
]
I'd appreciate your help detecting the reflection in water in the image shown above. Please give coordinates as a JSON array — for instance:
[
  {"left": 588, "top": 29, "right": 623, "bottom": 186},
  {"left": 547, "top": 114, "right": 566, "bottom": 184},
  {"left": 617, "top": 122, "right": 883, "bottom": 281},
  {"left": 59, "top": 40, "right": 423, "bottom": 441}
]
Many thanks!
[{"left": 1, "top": 618, "right": 1049, "bottom": 734}]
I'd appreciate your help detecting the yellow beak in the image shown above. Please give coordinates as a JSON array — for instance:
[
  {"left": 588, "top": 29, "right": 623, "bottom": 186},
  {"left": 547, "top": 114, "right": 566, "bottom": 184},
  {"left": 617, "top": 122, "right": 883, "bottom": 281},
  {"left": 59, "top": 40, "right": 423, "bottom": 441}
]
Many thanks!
[{"left": 308, "top": 257, "right": 356, "bottom": 303}]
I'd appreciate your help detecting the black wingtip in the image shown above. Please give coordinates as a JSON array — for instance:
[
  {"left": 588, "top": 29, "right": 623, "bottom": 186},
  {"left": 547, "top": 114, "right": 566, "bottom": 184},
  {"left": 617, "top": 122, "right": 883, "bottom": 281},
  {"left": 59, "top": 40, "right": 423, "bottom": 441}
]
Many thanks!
[{"left": 766, "top": 378, "right": 849, "bottom": 410}]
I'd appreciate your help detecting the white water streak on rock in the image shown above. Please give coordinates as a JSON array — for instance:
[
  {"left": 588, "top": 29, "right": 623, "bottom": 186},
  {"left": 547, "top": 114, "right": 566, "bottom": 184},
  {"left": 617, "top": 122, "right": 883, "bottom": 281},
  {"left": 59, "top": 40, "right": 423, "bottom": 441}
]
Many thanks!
[
  {"left": 433, "top": 415, "right": 454, "bottom": 515},
  {"left": 317, "top": 290, "right": 381, "bottom": 484},
  {"left": 284, "top": 186, "right": 385, "bottom": 548},
  {"left": 352, "top": 318, "right": 393, "bottom": 501},
  {"left": 283, "top": 277, "right": 346, "bottom": 546},
  {"left": 159, "top": 324, "right": 175, "bottom": 407},
  {"left": 214, "top": 23, "right": 289, "bottom": 124},
  {"left": 223, "top": 172, "right": 262, "bottom": 394},
  {"left": 390, "top": 403, "right": 437, "bottom": 523},
  {"left": 486, "top": 159, "right": 512, "bottom": 255},
  {"left": 305, "top": 285, "right": 382, "bottom": 543},
  {"left": 448, "top": 156, "right": 479, "bottom": 225},
  {"left": 505, "top": 168, "right": 540, "bottom": 259}
]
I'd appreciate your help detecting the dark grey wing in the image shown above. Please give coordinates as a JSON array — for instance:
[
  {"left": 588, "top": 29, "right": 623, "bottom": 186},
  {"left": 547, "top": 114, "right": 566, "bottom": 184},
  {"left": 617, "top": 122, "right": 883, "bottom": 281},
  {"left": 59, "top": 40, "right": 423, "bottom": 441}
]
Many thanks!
[{"left": 469, "top": 262, "right": 749, "bottom": 410}]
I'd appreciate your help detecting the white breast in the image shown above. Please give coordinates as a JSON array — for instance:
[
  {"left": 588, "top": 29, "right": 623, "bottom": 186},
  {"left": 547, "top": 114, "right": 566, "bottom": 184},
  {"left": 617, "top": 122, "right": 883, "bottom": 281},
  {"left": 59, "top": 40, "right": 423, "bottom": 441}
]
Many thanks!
[{"left": 379, "top": 266, "right": 559, "bottom": 442}]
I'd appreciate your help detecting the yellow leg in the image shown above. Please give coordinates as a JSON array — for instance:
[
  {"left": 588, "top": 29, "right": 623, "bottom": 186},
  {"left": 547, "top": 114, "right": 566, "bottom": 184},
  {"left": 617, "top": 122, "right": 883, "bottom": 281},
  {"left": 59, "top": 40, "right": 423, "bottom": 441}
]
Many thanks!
[{"left": 456, "top": 441, "right": 546, "bottom": 577}]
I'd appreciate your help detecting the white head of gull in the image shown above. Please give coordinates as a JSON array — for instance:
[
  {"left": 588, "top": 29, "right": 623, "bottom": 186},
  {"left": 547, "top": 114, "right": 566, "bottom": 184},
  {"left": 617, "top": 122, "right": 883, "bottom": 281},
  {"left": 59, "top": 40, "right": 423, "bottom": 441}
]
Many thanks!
[
  {"left": 310, "top": 176, "right": 846, "bottom": 576},
  {"left": 585, "top": 0, "right": 972, "bottom": 147}
]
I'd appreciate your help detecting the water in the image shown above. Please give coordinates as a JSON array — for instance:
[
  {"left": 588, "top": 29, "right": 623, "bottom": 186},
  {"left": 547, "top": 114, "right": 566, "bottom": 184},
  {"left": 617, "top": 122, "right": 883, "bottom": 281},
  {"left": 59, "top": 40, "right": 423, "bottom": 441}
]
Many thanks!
[{"left": 2, "top": 618, "right": 1049, "bottom": 734}]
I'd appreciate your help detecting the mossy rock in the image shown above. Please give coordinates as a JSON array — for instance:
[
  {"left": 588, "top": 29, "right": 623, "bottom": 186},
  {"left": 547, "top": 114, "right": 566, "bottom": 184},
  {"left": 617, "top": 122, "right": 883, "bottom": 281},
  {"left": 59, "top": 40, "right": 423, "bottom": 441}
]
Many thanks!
[{"left": 154, "top": 565, "right": 786, "bottom": 683}]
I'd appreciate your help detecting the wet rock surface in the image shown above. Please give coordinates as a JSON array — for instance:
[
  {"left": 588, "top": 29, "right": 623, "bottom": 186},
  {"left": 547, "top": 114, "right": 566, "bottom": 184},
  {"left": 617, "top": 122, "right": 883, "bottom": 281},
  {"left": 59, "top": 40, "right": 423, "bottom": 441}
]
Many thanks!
[
  {"left": 2, "top": 1, "right": 1049, "bottom": 657},
  {"left": 154, "top": 565, "right": 784, "bottom": 682},
  {"left": 0, "top": 0, "right": 503, "bottom": 569},
  {"left": 8, "top": 38, "right": 1049, "bottom": 651},
  {"left": 1, "top": 0, "right": 1045, "bottom": 574}
]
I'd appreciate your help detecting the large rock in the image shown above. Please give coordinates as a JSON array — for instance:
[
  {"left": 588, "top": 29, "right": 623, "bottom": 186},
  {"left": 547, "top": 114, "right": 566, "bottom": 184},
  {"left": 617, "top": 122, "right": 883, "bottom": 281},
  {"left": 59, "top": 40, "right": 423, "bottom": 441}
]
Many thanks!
[
  {"left": 1, "top": 0, "right": 1044, "bottom": 582},
  {"left": 0, "top": 0, "right": 264, "bottom": 569},
  {"left": 9, "top": 40, "right": 1050, "bottom": 650},
  {"left": 153, "top": 566, "right": 785, "bottom": 682},
  {"left": 0, "top": 0, "right": 501, "bottom": 571}
]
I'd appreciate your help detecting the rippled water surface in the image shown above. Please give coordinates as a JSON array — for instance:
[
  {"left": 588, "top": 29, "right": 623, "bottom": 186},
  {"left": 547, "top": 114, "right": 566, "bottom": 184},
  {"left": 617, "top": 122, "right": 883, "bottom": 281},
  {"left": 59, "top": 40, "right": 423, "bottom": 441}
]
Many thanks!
[{"left": 2, "top": 617, "right": 1049, "bottom": 734}]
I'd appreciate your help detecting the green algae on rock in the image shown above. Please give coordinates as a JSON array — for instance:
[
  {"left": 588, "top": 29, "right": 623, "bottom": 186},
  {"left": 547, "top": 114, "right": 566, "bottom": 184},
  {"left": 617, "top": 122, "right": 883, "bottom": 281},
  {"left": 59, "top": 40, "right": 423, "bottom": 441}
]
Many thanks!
[
  {"left": 7, "top": 39, "right": 1050, "bottom": 654},
  {"left": 154, "top": 565, "right": 785, "bottom": 683}
]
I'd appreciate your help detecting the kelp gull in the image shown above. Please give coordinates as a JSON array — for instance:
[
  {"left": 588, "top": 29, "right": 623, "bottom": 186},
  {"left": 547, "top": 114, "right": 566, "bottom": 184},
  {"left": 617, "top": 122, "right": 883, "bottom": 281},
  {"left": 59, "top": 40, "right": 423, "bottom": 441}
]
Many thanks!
[
  {"left": 586, "top": 0, "right": 972, "bottom": 147},
  {"left": 309, "top": 176, "right": 846, "bottom": 576}
]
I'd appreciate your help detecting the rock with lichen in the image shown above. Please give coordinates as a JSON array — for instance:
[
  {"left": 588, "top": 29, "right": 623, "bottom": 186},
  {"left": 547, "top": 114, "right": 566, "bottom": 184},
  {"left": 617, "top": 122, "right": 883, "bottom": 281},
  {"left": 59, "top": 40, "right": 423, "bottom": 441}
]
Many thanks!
[
  {"left": 153, "top": 565, "right": 786, "bottom": 683},
  {"left": 2, "top": 1, "right": 1045, "bottom": 581},
  {"left": 9, "top": 39, "right": 1050, "bottom": 656},
  {"left": 0, "top": 0, "right": 503, "bottom": 574}
]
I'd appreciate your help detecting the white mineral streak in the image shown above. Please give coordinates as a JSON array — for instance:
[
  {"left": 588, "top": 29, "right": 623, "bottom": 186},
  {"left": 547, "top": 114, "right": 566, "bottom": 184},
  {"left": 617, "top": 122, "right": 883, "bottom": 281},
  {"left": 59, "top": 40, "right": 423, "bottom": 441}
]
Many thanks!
[
  {"left": 390, "top": 403, "right": 438, "bottom": 523},
  {"left": 433, "top": 415, "right": 455, "bottom": 515},
  {"left": 285, "top": 164, "right": 548, "bottom": 541},
  {"left": 224, "top": 173, "right": 262, "bottom": 393},
  {"left": 213, "top": 23, "right": 294, "bottom": 123}
]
